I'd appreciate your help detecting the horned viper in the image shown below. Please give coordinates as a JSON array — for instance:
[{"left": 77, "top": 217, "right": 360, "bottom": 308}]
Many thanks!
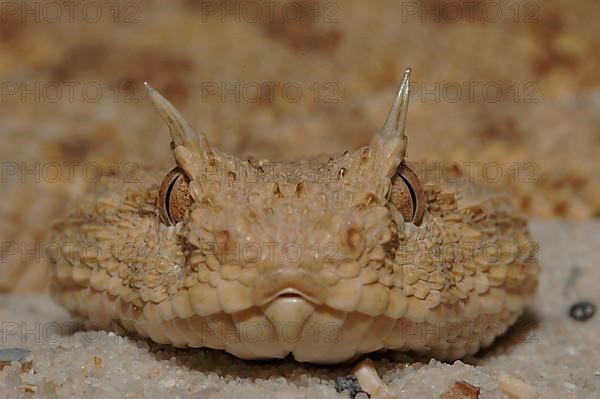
[{"left": 50, "top": 69, "right": 539, "bottom": 364}]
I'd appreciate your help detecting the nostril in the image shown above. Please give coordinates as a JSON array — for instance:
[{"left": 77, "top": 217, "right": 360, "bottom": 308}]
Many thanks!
[{"left": 346, "top": 227, "right": 362, "bottom": 250}]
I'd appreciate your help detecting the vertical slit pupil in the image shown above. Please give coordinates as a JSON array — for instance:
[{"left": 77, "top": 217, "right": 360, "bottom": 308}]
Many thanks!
[
  {"left": 164, "top": 174, "right": 180, "bottom": 224},
  {"left": 400, "top": 174, "right": 417, "bottom": 220}
]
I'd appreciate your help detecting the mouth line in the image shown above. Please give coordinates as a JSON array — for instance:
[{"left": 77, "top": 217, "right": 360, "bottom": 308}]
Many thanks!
[
  {"left": 277, "top": 293, "right": 303, "bottom": 299},
  {"left": 252, "top": 269, "right": 327, "bottom": 306},
  {"left": 262, "top": 288, "right": 318, "bottom": 305}
]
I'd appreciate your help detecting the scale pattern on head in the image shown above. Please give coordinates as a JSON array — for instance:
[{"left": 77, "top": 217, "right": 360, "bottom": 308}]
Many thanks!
[{"left": 51, "top": 69, "right": 539, "bottom": 363}]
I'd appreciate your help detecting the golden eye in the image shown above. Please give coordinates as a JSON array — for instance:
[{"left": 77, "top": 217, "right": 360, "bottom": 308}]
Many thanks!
[
  {"left": 390, "top": 163, "right": 425, "bottom": 225},
  {"left": 158, "top": 167, "right": 192, "bottom": 225}
]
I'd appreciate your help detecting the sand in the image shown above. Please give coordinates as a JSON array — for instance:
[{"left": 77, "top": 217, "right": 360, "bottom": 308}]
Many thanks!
[{"left": 0, "top": 220, "right": 598, "bottom": 398}]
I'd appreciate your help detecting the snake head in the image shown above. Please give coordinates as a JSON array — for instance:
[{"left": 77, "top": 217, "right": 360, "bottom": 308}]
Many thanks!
[{"left": 52, "top": 70, "right": 538, "bottom": 364}]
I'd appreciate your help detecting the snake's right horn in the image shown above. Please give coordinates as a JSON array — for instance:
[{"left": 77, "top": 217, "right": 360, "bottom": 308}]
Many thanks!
[
  {"left": 368, "top": 68, "right": 412, "bottom": 177},
  {"left": 380, "top": 68, "right": 410, "bottom": 142},
  {"left": 144, "top": 82, "right": 210, "bottom": 151}
]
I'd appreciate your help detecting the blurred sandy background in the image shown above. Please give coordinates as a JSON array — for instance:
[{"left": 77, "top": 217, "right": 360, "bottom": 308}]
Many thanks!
[
  {"left": 1, "top": 2, "right": 600, "bottom": 398},
  {"left": 1, "top": 0, "right": 599, "bottom": 285}
]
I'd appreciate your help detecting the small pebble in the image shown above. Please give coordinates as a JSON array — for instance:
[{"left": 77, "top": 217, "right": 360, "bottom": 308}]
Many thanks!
[
  {"left": 441, "top": 380, "right": 480, "bottom": 398},
  {"left": 0, "top": 348, "right": 33, "bottom": 371},
  {"left": 0, "top": 348, "right": 32, "bottom": 369},
  {"left": 498, "top": 373, "right": 537, "bottom": 399},
  {"left": 335, "top": 375, "right": 370, "bottom": 398},
  {"left": 569, "top": 301, "right": 596, "bottom": 321}
]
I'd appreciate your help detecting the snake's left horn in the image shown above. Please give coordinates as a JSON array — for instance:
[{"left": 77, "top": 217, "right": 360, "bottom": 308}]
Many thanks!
[{"left": 144, "top": 82, "right": 210, "bottom": 151}]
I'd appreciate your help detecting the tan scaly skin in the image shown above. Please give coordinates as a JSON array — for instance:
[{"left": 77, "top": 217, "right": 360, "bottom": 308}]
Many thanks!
[{"left": 50, "top": 69, "right": 539, "bottom": 369}]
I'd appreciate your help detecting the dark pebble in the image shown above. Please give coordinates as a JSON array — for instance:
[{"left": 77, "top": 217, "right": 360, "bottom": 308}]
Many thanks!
[
  {"left": 569, "top": 301, "right": 596, "bottom": 321},
  {"left": 334, "top": 375, "right": 371, "bottom": 398},
  {"left": 0, "top": 348, "right": 32, "bottom": 371},
  {"left": 0, "top": 348, "right": 31, "bottom": 364}
]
